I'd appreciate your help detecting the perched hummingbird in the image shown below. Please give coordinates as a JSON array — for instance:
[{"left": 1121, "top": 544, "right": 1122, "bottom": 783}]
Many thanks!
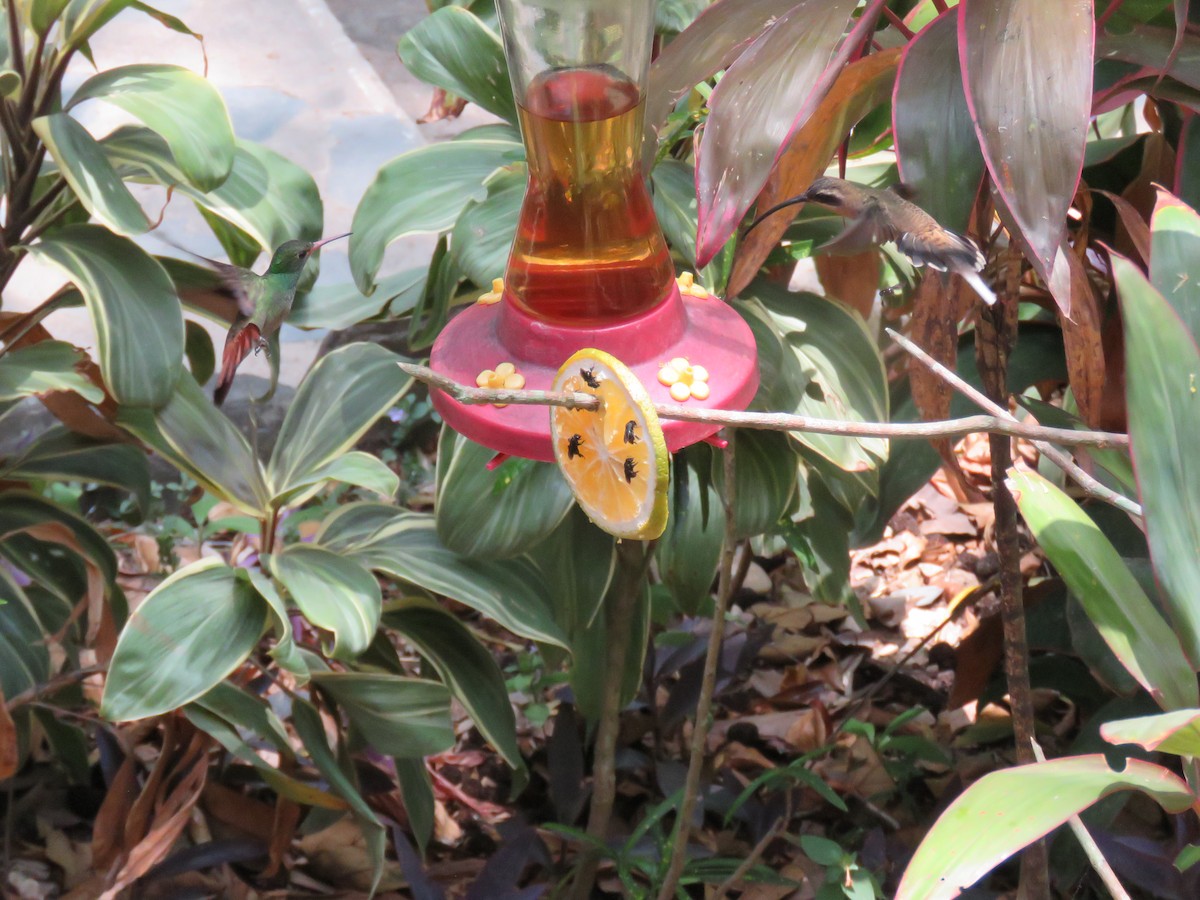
[
  {"left": 192, "top": 233, "right": 350, "bottom": 406},
  {"left": 747, "top": 177, "right": 996, "bottom": 306}
]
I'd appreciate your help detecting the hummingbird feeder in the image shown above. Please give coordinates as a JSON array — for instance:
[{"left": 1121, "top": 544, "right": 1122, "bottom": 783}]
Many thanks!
[{"left": 429, "top": 0, "right": 758, "bottom": 461}]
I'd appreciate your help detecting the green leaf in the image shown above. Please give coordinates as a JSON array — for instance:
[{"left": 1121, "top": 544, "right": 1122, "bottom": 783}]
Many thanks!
[
  {"left": 711, "top": 429, "right": 797, "bottom": 540},
  {"left": 28, "top": 225, "right": 183, "bottom": 407},
  {"left": 68, "top": 64, "right": 234, "bottom": 191},
  {"left": 394, "top": 756, "right": 435, "bottom": 854},
  {"left": 246, "top": 568, "right": 308, "bottom": 682},
  {"left": 291, "top": 698, "right": 385, "bottom": 896},
  {"left": 397, "top": 7, "right": 515, "bottom": 122},
  {"left": 1149, "top": 192, "right": 1200, "bottom": 341},
  {"left": 0, "top": 342, "right": 103, "bottom": 403},
  {"left": 435, "top": 428, "right": 574, "bottom": 559},
  {"left": 1101, "top": 709, "right": 1200, "bottom": 757},
  {"left": 657, "top": 447, "right": 723, "bottom": 615},
  {"left": 267, "top": 343, "right": 411, "bottom": 502},
  {"left": 318, "top": 504, "right": 569, "bottom": 649},
  {"left": 450, "top": 167, "right": 523, "bottom": 287},
  {"left": 893, "top": 10, "right": 985, "bottom": 233},
  {"left": 0, "top": 69, "right": 20, "bottom": 98},
  {"left": 102, "top": 558, "right": 266, "bottom": 721},
  {"left": 800, "top": 835, "right": 844, "bottom": 867},
  {"left": 311, "top": 671, "right": 453, "bottom": 758},
  {"left": 1009, "top": 470, "right": 1197, "bottom": 711},
  {"left": 350, "top": 137, "right": 521, "bottom": 295},
  {"left": 528, "top": 504, "right": 616, "bottom": 640},
  {"left": 290, "top": 268, "right": 426, "bottom": 330},
  {"left": 737, "top": 284, "right": 889, "bottom": 473},
  {"left": 29, "top": 0, "right": 71, "bottom": 34},
  {"left": 272, "top": 451, "right": 398, "bottom": 508},
  {"left": 271, "top": 545, "right": 381, "bottom": 661},
  {"left": 33, "top": 114, "right": 149, "bottom": 235},
  {"left": 652, "top": 158, "right": 702, "bottom": 268},
  {"left": 1114, "top": 256, "right": 1200, "bottom": 668},
  {"left": 105, "top": 128, "right": 323, "bottom": 255},
  {"left": 0, "top": 571, "right": 50, "bottom": 699},
  {"left": 2, "top": 426, "right": 150, "bottom": 513},
  {"left": 117, "top": 372, "right": 270, "bottom": 514},
  {"left": 959, "top": 0, "right": 1093, "bottom": 283},
  {"left": 0, "top": 489, "right": 116, "bottom": 583},
  {"left": 384, "top": 599, "right": 524, "bottom": 776},
  {"left": 896, "top": 756, "right": 1195, "bottom": 899},
  {"left": 184, "top": 319, "right": 215, "bottom": 386}
]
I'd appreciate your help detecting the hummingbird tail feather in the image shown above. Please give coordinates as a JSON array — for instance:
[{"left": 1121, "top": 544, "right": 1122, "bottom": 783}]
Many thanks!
[
  {"left": 214, "top": 323, "right": 261, "bottom": 406},
  {"left": 958, "top": 268, "right": 997, "bottom": 306}
]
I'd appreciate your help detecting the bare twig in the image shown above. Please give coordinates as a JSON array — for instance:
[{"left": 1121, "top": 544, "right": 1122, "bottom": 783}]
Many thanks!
[
  {"left": 572, "top": 539, "right": 657, "bottom": 900},
  {"left": 884, "top": 329, "right": 1143, "bottom": 518},
  {"left": 5, "top": 665, "right": 105, "bottom": 711},
  {"left": 1031, "top": 740, "right": 1131, "bottom": 900},
  {"left": 656, "top": 428, "right": 738, "bottom": 900},
  {"left": 397, "top": 363, "right": 1128, "bottom": 449},
  {"left": 713, "top": 791, "right": 793, "bottom": 900}
]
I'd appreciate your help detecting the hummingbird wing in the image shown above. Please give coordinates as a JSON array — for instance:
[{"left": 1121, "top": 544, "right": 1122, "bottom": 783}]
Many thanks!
[
  {"left": 896, "top": 229, "right": 984, "bottom": 273},
  {"left": 200, "top": 257, "right": 263, "bottom": 318},
  {"left": 816, "top": 206, "right": 901, "bottom": 256}
]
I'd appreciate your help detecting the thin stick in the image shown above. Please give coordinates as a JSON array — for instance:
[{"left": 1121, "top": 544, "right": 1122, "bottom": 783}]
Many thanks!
[
  {"left": 5, "top": 664, "right": 106, "bottom": 710},
  {"left": 884, "top": 330, "right": 1143, "bottom": 518},
  {"left": 397, "top": 363, "right": 1128, "bottom": 449},
  {"left": 571, "top": 539, "right": 656, "bottom": 900},
  {"left": 713, "top": 791, "right": 792, "bottom": 900},
  {"left": 1031, "top": 740, "right": 1131, "bottom": 900},
  {"left": 881, "top": 7, "right": 915, "bottom": 40},
  {"left": 656, "top": 428, "right": 738, "bottom": 900}
]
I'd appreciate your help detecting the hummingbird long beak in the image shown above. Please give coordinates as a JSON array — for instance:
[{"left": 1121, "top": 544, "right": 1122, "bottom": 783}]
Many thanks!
[
  {"left": 743, "top": 196, "right": 809, "bottom": 236},
  {"left": 312, "top": 232, "right": 352, "bottom": 250}
]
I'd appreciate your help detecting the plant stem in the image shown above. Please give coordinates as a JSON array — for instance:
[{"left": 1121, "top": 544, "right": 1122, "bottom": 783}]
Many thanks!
[
  {"left": 4, "top": 0, "right": 24, "bottom": 82},
  {"left": 262, "top": 506, "right": 279, "bottom": 556},
  {"left": 656, "top": 429, "right": 738, "bottom": 900},
  {"left": 396, "top": 363, "right": 1129, "bottom": 449},
  {"left": 978, "top": 249, "right": 1049, "bottom": 900},
  {"left": 571, "top": 538, "right": 654, "bottom": 899}
]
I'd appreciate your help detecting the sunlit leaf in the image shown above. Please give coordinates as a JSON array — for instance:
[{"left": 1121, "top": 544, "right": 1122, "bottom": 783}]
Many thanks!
[
  {"left": 1114, "top": 255, "right": 1200, "bottom": 668},
  {"left": 272, "top": 545, "right": 381, "bottom": 661},
  {"left": 311, "top": 672, "right": 453, "bottom": 758},
  {"left": 350, "top": 137, "right": 521, "bottom": 294},
  {"left": 0, "top": 342, "right": 104, "bottom": 403},
  {"left": 893, "top": 10, "right": 984, "bottom": 232},
  {"left": 33, "top": 114, "right": 149, "bottom": 235},
  {"left": 450, "top": 167, "right": 523, "bottom": 287},
  {"left": 1102, "top": 709, "right": 1200, "bottom": 756},
  {"left": 897, "top": 756, "right": 1195, "bottom": 899},
  {"left": 68, "top": 64, "right": 234, "bottom": 191},
  {"left": 102, "top": 558, "right": 265, "bottom": 721},
  {"left": 397, "top": 6, "right": 515, "bottom": 122},
  {"left": 1149, "top": 189, "right": 1200, "bottom": 340},
  {"left": 1009, "top": 470, "right": 1196, "bottom": 710},
  {"left": 267, "top": 343, "right": 411, "bottom": 502},
  {"left": 272, "top": 451, "right": 398, "bottom": 508},
  {"left": 959, "top": 0, "right": 1093, "bottom": 284},
  {"left": 27, "top": 226, "right": 183, "bottom": 407},
  {"left": 290, "top": 268, "right": 425, "bottom": 330}
]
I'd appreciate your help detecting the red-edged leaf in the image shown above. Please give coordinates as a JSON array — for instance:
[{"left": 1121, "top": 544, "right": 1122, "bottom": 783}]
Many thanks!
[
  {"left": 1175, "top": 113, "right": 1200, "bottom": 208},
  {"left": 645, "top": 0, "right": 802, "bottom": 144},
  {"left": 1098, "top": 25, "right": 1200, "bottom": 91},
  {"left": 959, "top": 0, "right": 1094, "bottom": 287},
  {"left": 1095, "top": 188, "right": 1152, "bottom": 268},
  {"left": 1149, "top": 187, "right": 1200, "bottom": 341},
  {"left": 1103, "top": 709, "right": 1200, "bottom": 757},
  {"left": 893, "top": 9, "right": 985, "bottom": 232},
  {"left": 897, "top": 755, "right": 1197, "bottom": 900},
  {"left": 695, "top": 0, "right": 886, "bottom": 266},
  {"left": 1056, "top": 245, "right": 1105, "bottom": 426},
  {"left": 726, "top": 48, "right": 900, "bottom": 297}
]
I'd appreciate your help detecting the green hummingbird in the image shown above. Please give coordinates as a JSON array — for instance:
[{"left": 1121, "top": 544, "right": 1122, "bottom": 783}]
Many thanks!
[{"left": 191, "top": 233, "right": 350, "bottom": 406}]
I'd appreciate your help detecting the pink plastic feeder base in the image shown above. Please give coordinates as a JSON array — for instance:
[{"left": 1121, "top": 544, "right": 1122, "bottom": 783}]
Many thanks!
[{"left": 429, "top": 284, "right": 759, "bottom": 462}]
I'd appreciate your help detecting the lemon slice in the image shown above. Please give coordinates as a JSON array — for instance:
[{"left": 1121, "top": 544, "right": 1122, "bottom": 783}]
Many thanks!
[{"left": 551, "top": 349, "right": 669, "bottom": 540}]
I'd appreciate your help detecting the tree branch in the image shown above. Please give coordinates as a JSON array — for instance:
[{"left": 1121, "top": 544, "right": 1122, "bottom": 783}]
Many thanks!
[
  {"left": 396, "top": 363, "right": 1129, "bottom": 449},
  {"left": 884, "top": 329, "right": 1143, "bottom": 518}
]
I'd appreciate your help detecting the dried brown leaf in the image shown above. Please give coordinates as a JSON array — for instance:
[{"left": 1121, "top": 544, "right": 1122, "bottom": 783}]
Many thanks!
[{"left": 814, "top": 250, "right": 881, "bottom": 319}]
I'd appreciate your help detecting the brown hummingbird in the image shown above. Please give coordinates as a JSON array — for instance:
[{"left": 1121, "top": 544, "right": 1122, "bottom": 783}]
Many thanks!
[{"left": 746, "top": 176, "right": 995, "bottom": 306}]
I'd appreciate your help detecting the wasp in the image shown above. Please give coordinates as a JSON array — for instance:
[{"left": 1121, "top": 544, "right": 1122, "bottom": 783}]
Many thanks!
[
  {"left": 580, "top": 366, "right": 600, "bottom": 388},
  {"left": 623, "top": 457, "right": 638, "bottom": 483},
  {"left": 567, "top": 434, "right": 585, "bottom": 459},
  {"left": 623, "top": 420, "right": 639, "bottom": 444}
]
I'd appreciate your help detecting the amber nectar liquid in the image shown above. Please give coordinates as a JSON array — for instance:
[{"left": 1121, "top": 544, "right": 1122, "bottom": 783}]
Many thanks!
[{"left": 505, "top": 65, "right": 675, "bottom": 325}]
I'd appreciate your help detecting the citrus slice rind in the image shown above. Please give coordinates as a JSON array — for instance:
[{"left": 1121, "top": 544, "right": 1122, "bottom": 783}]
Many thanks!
[{"left": 551, "top": 349, "right": 669, "bottom": 540}]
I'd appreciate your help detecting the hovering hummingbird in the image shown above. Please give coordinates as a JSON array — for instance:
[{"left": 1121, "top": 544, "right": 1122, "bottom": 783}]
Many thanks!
[
  {"left": 189, "top": 233, "right": 350, "bottom": 406},
  {"left": 746, "top": 177, "right": 996, "bottom": 306}
]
